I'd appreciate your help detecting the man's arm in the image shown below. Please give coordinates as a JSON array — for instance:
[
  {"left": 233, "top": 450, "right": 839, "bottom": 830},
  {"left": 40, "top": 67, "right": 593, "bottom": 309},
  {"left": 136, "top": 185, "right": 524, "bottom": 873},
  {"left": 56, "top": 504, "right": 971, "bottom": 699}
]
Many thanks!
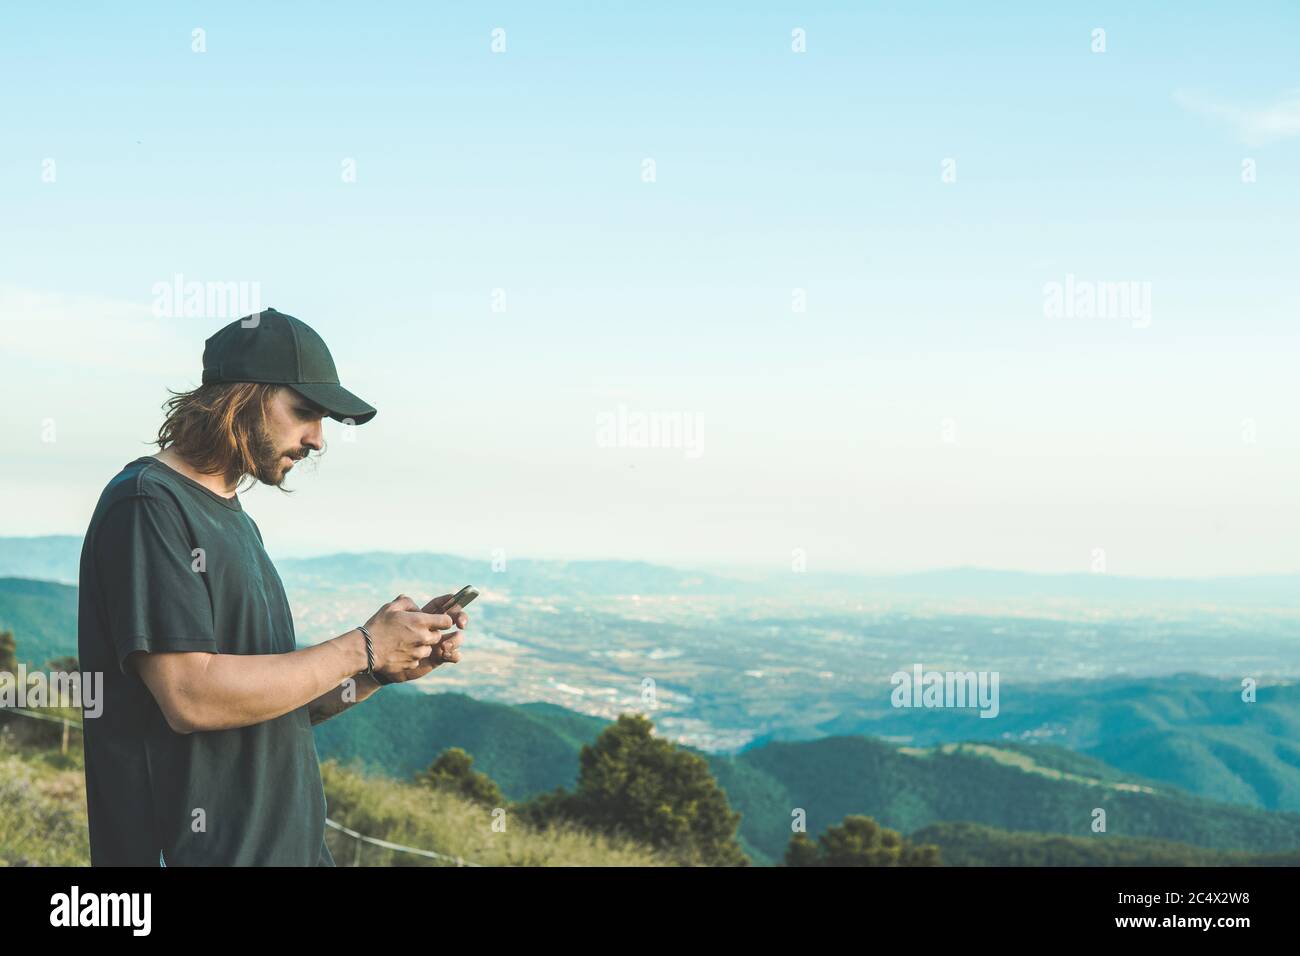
[
  {"left": 133, "top": 628, "right": 373, "bottom": 734},
  {"left": 133, "top": 595, "right": 461, "bottom": 734},
  {"left": 307, "top": 671, "right": 384, "bottom": 725}
]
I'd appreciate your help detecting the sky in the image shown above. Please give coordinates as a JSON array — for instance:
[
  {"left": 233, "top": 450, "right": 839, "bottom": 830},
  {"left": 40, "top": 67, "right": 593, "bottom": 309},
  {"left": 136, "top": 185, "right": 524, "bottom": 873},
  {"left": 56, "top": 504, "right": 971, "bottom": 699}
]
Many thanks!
[{"left": 1, "top": 1, "right": 1298, "bottom": 577}]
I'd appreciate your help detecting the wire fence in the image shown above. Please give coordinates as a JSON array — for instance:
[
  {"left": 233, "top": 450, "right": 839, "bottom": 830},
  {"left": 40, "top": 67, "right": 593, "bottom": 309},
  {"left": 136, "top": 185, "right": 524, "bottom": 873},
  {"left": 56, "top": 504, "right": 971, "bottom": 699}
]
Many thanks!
[
  {"left": 0, "top": 703, "right": 79, "bottom": 752},
  {"left": 324, "top": 817, "right": 484, "bottom": 866},
  {"left": 0, "top": 703, "right": 488, "bottom": 867}
]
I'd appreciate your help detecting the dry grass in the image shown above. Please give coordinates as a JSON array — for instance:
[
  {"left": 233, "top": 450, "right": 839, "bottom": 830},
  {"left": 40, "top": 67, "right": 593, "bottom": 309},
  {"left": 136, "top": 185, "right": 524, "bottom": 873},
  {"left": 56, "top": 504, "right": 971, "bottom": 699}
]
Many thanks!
[
  {"left": 0, "top": 721, "right": 669, "bottom": 867},
  {"left": 0, "top": 730, "right": 89, "bottom": 866},
  {"left": 321, "top": 756, "right": 670, "bottom": 867}
]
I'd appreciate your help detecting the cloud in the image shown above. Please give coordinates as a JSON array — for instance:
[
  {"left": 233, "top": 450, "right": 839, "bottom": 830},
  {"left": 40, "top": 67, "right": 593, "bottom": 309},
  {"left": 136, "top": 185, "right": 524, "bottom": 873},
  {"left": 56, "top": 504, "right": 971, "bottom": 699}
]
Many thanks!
[{"left": 1174, "top": 88, "right": 1300, "bottom": 146}]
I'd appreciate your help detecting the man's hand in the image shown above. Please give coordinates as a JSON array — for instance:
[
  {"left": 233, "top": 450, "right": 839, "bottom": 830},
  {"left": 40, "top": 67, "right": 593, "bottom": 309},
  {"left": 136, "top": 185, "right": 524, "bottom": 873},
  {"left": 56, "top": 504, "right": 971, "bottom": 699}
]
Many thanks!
[{"left": 372, "top": 592, "right": 468, "bottom": 685}]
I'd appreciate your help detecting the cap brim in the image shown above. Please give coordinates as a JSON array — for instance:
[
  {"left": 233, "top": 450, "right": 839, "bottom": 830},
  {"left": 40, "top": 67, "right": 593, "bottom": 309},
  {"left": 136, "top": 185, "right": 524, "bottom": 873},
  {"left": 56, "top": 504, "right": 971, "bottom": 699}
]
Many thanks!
[{"left": 289, "top": 383, "right": 377, "bottom": 426}]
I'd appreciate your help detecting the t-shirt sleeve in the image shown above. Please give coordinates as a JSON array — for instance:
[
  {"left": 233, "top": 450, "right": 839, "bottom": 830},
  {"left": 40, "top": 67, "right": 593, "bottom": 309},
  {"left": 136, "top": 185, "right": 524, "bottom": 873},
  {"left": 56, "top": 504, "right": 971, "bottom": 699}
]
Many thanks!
[{"left": 94, "top": 494, "right": 219, "bottom": 677}]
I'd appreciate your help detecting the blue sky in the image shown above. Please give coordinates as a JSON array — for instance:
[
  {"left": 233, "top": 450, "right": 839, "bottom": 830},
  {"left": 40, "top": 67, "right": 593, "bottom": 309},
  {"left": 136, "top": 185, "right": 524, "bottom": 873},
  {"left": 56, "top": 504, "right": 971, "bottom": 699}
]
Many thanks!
[{"left": 1, "top": 2, "right": 1297, "bottom": 576}]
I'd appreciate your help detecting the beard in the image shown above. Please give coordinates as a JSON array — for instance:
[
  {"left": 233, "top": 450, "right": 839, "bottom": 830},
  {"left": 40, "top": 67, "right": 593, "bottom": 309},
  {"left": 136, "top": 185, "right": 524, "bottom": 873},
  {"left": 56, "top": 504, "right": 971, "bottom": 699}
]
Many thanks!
[{"left": 248, "top": 422, "right": 305, "bottom": 487}]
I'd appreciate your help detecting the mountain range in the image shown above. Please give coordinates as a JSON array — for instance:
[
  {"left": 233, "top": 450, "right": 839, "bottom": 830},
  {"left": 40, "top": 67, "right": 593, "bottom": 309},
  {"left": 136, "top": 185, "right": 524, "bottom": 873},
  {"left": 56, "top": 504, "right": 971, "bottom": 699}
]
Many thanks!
[{"left": 4, "top": 534, "right": 1298, "bottom": 605}]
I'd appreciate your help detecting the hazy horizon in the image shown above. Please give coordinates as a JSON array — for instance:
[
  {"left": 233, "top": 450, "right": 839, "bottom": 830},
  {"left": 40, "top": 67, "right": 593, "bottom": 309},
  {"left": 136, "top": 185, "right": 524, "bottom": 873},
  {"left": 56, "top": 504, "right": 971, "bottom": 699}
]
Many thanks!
[{"left": 3, "top": 531, "right": 1299, "bottom": 586}]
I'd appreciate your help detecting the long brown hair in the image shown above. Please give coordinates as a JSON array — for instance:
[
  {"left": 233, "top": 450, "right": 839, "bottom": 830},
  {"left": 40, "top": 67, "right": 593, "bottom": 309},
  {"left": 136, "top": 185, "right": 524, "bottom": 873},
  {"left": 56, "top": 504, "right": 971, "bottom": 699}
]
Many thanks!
[{"left": 154, "top": 383, "right": 281, "bottom": 492}]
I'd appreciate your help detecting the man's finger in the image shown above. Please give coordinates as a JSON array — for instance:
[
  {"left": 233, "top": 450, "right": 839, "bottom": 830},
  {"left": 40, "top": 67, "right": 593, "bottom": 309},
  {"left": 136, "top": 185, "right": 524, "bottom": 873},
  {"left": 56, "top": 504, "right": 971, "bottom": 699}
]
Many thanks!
[
  {"left": 437, "top": 634, "right": 462, "bottom": 662},
  {"left": 402, "top": 610, "right": 453, "bottom": 631},
  {"left": 391, "top": 594, "right": 420, "bottom": 612},
  {"left": 423, "top": 593, "right": 454, "bottom": 614}
]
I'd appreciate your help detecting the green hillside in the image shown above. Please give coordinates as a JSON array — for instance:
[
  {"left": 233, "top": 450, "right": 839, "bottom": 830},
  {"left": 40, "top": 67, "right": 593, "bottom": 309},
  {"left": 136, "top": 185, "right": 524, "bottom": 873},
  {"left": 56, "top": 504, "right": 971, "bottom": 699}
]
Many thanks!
[
  {"left": 910, "top": 821, "right": 1300, "bottom": 866},
  {"left": 793, "top": 673, "right": 1300, "bottom": 813},
  {"left": 512, "top": 701, "right": 613, "bottom": 747},
  {"left": 715, "top": 736, "right": 1300, "bottom": 864},
  {"left": 0, "top": 578, "right": 78, "bottom": 668},
  {"left": 312, "top": 688, "right": 609, "bottom": 800},
  {"left": 295, "top": 693, "right": 792, "bottom": 861}
]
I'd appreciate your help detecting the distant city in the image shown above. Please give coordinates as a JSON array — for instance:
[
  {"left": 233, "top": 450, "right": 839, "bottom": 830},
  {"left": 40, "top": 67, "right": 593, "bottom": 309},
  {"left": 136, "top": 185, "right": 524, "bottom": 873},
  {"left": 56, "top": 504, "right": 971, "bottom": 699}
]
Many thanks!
[
  {"left": 6, "top": 535, "right": 1292, "bottom": 754},
  {"left": 286, "top": 586, "right": 1300, "bottom": 752}
]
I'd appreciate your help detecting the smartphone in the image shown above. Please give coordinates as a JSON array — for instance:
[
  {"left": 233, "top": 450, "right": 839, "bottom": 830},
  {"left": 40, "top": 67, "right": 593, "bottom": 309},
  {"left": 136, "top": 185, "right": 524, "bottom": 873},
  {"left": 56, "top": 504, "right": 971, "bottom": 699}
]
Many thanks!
[{"left": 437, "top": 585, "right": 479, "bottom": 615}]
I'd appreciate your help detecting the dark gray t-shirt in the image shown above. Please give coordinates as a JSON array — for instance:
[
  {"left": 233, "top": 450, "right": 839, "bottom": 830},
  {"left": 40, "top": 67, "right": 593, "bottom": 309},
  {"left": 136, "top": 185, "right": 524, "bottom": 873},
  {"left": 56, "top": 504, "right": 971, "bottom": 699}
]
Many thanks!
[{"left": 77, "top": 455, "right": 334, "bottom": 866}]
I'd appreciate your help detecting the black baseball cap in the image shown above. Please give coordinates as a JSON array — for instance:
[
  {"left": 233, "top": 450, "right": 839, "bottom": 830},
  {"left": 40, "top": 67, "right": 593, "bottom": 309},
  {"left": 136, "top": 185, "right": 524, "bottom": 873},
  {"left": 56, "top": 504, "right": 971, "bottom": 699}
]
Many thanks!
[{"left": 201, "top": 308, "right": 377, "bottom": 425}]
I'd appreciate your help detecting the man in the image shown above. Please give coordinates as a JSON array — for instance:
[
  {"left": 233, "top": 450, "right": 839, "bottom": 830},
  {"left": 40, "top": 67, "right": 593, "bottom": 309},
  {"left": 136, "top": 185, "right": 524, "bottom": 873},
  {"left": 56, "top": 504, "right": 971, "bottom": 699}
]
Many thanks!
[{"left": 77, "top": 307, "right": 469, "bottom": 866}]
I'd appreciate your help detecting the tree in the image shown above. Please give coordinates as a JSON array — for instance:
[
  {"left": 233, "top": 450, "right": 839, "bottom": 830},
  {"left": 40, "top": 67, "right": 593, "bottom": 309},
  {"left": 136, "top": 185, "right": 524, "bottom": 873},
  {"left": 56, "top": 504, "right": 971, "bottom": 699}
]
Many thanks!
[
  {"left": 0, "top": 630, "right": 16, "bottom": 674},
  {"left": 415, "top": 747, "right": 504, "bottom": 808},
  {"left": 785, "top": 833, "right": 821, "bottom": 867},
  {"left": 784, "top": 814, "right": 942, "bottom": 866},
  {"left": 520, "top": 713, "right": 748, "bottom": 866}
]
